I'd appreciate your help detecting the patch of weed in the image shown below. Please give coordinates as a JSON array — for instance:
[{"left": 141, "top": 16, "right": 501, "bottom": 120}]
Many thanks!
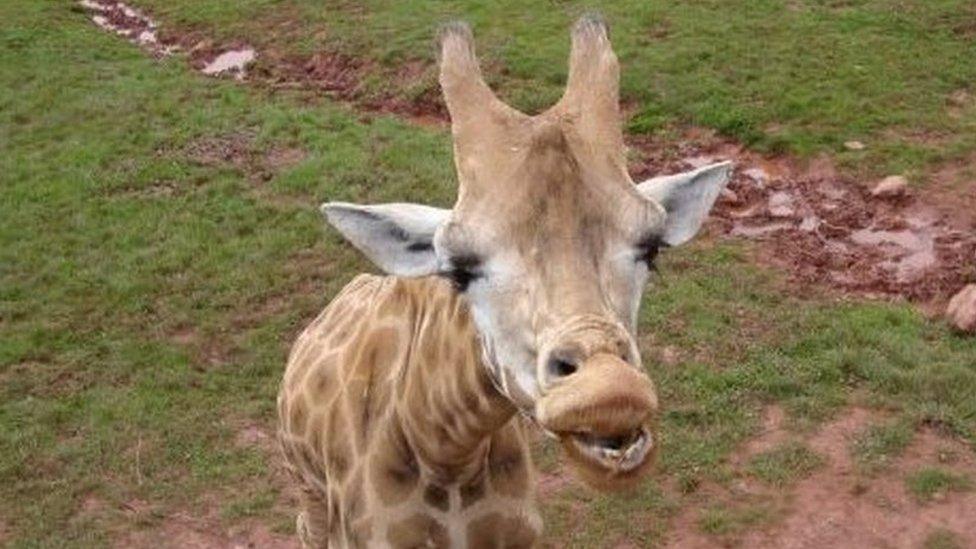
[
  {"left": 851, "top": 421, "right": 914, "bottom": 472},
  {"left": 905, "top": 468, "right": 972, "bottom": 503},
  {"left": 748, "top": 442, "right": 824, "bottom": 486}
]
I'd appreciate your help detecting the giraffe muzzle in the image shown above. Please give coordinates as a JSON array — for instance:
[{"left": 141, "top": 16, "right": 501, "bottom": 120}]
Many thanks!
[{"left": 534, "top": 353, "right": 658, "bottom": 488}]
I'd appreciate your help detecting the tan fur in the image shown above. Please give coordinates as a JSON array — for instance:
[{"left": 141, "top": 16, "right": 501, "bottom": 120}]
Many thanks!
[{"left": 278, "top": 276, "right": 541, "bottom": 548}]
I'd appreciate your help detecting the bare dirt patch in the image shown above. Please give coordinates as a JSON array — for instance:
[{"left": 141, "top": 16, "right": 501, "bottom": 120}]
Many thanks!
[
  {"left": 667, "top": 407, "right": 976, "bottom": 549},
  {"left": 747, "top": 418, "right": 976, "bottom": 548},
  {"left": 630, "top": 131, "right": 976, "bottom": 305},
  {"left": 733, "top": 405, "right": 789, "bottom": 464},
  {"left": 184, "top": 131, "right": 306, "bottom": 184},
  {"left": 115, "top": 505, "right": 296, "bottom": 549}
]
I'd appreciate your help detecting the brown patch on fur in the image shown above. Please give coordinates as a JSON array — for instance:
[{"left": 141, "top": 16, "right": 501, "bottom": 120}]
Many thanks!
[
  {"left": 488, "top": 429, "right": 530, "bottom": 498},
  {"left": 423, "top": 484, "right": 450, "bottom": 512},
  {"left": 324, "top": 404, "right": 352, "bottom": 482},
  {"left": 387, "top": 513, "right": 450, "bottom": 548},
  {"left": 460, "top": 472, "right": 487, "bottom": 509},
  {"left": 467, "top": 512, "right": 538, "bottom": 549},
  {"left": 369, "top": 419, "right": 420, "bottom": 506},
  {"left": 288, "top": 397, "right": 308, "bottom": 436}
]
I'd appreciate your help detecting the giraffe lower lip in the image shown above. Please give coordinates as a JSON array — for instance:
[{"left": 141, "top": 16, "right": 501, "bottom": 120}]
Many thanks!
[{"left": 568, "top": 427, "right": 653, "bottom": 472}]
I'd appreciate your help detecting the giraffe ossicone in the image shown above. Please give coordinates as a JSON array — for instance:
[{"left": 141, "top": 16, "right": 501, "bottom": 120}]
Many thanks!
[{"left": 279, "top": 14, "right": 731, "bottom": 547}]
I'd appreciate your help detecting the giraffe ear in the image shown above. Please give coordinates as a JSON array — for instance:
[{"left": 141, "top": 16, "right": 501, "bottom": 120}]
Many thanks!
[
  {"left": 321, "top": 202, "right": 451, "bottom": 276},
  {"left": 636, "top": 161, "right": 732, "bottom": 246}
]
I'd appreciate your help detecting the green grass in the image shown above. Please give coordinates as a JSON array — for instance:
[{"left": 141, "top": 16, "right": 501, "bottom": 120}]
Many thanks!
[
  {"left": 699, "top": 503, "right": 773, "bottom": 537},
  {"left": 905, "top": 467, "right": 972, "bottom": 503},
  {"left": 747, "top": 442, "right": 823, "bottom": 486},
  {"left": 2, "top": 1, "right": 976, "bottom": 547},
  {"left": 924, "top": 528, "right": 965, "bottom": 549},
  {"left": 134, "top": 0, "right": 976, "bottom": 178},
  {"left": 851, "top": 420, "right": 914, "bottom": 471}
]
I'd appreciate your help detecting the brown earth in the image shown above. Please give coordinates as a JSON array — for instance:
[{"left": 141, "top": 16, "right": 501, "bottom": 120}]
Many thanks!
[
  {"left": 630, "top": 131, "right": 976, "bottom": 306},
  {"left": 113, "top": 497, "right": 297, "bottom": 549},
  {"left": 659, "top": 406, "right": 976, "bottom": 549}
]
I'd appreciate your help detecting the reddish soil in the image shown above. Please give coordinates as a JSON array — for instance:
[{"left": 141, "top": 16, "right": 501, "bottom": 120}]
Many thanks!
[
  {"left": 630, "top": 131, "right": 976, "bottom": 305},
  {"left": 115, "top": 505, "right": 297, "bottom": 549},
  {"left": 662, "top": 406, "right": 976, "bottom": 549},
  {"left": 77, "top": 0, "right": 175, "bottom": 57}
]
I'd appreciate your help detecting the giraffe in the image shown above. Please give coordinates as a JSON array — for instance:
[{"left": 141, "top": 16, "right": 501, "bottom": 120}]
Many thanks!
[{"left": 278, "top": 15, "right": 732, "bottom": 547}]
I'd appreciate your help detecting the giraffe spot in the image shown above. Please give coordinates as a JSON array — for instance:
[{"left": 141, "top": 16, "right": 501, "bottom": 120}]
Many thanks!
[
  {"left": 423, "top": 483, "right": 449, "bottom": 512},
  {"left": 344, "top": 467, "right": 366, "bottom": 521},
  {"left": 289, "top": 398, "right": 309, "bottom": 436},
  {"left": 309, "top": 361, "right": 335, "bottom": 400},
  {"left": 460, "top": 473, "right": 486, "bottom": 509},
  {"left": 298, "top": 487, "right": 332, "bottom": 546},
  {"left": 369, "top": 420, "right": 419, "bottom": 506},
  {"left": 346, "top": 517, "right": 372, "bottom": 547},
  {"left": 307, "top": 411, "right": 325, "bottom": 457},
  {"left": 387, "top": 513, "right": 449, "bottom": 549},
  {"left": 297, "top": 442, "right": 328, "bottom": 485},
  {"left": 488, "top": 429, "right": 529, "bottom": 498},
  {"left": 466, "top": 513, "right": 538, "bottom": 549},
  {"left": 325, "top": 405, "right": 352, "bottom": 482},
  {"left": 347, "top": 328, "right": 399, "bottom": 451}
]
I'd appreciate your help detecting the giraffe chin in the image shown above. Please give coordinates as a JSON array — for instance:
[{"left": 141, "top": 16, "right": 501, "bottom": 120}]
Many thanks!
[{"left": 557, "top": 424, "right": 657, "bottom": 491}]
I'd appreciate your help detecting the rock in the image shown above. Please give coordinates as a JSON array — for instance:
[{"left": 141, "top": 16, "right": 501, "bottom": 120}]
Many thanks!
[
  {"left": 743, "top": 167, "right": 769, "bottom": 185},
  {"left": 720, "top": 188, "right": 739, "bottom": 203},
  {"left": 844, "top": 140, "right": 866, "bottom": 151},
  {"left": 659, "top": 346, "right": 680, "bottom": 366},
  {"left": 799, "top": 216, "right": 820, "bottom": 232},
  {"left": 190, "top": 39, "right": 213, "bottom": 53},
  {"left": 947, "top": 284, "right": 976, "bottom": 334},
  {"left": 871, "top": 175, "right": 908, "bottom": 198},
  {"left": 768, "top": 191, "right": 795, "bottom": 218},
  {"left": 683, "top": 155, "right": 714, "bottom": 169}
]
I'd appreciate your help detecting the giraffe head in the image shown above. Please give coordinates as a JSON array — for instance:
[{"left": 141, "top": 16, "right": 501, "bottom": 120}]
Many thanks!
[{"left": 322, "top": 16, "right": 730, "bottom": 489}]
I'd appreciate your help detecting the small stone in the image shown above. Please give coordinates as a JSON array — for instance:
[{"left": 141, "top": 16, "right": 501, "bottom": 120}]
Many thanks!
[
  {"left": 799, "top": 216, "right": 820, "bottom": 232},
  {"left": 947, "top": 284, "right": 976, "bottom": 334},
  {"left": 659, "top": 346, "right": 680, "bottom": 366},
  {"left": 743, "top": 167, "right": 769, "bottom": 185},
  {"left": 190, "top": 39, "right": 213, "bottom": 53},
  {"left": 683, "top": 155, "right": 715, "bottom": 169},
  {"left": 720, "top": 188, "right": 739, "bottom": 203},
  {"left": 844, "top": 140, "right": 866, "bottom": 151},
  {"left": 768, "top": 191, "right": 795, "bottom": 217},
  {"left": 871, "top": 175, "right": 908, "bottom": 198}
]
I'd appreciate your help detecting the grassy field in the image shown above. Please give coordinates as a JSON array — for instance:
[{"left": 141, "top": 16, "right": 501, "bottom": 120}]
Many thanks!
[
  {"left": 134, "top": 0, "right": 976, "bottom": 179},
  {"left": 1, "top": 0, "right": 975, "bottom": 547}
]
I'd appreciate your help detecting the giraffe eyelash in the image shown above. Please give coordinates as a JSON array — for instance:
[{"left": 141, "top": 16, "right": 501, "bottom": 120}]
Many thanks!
[
  {"left": 635, "top": 234, "right": 667, "bottom": 271},
  {"left": 440, "top": 254, "right": 483, "bottom": 291}
]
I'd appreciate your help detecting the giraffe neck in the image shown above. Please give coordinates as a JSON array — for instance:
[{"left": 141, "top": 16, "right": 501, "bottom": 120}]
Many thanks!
[{"left": 395, "top": 280, "right": 517, "bottom": 483}]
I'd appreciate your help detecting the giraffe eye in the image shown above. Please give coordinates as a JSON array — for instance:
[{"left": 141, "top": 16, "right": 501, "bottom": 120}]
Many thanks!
[
  {"left": 636, "top": 234, "right": 666, "bottom": 271},
  {"left": 441, "top": 254, "right": 482, "bottom": 292}
]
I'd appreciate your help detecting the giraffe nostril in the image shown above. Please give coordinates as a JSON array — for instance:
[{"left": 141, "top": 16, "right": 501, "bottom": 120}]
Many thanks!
[{"left": 548, "top": 357, "right": 578, "bottom": 380}]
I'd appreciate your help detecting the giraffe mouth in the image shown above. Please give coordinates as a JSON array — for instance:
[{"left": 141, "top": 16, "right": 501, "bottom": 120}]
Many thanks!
[{"left": 566, "top": 426, "right": 654, "bottom": 473}]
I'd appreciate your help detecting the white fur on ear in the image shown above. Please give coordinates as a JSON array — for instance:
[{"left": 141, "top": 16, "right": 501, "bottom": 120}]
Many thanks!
[
  {"left": 636, "top": 161, "right": 732, "bottom": 246},
  {"left": 321, "top": 202, "right": 451, "bottom": 276}
]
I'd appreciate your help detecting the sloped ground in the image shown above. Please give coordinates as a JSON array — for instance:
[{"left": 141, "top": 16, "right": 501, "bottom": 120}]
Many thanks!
[{"left": 1, "top": 1, "right": 974, "bottom": 547}]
